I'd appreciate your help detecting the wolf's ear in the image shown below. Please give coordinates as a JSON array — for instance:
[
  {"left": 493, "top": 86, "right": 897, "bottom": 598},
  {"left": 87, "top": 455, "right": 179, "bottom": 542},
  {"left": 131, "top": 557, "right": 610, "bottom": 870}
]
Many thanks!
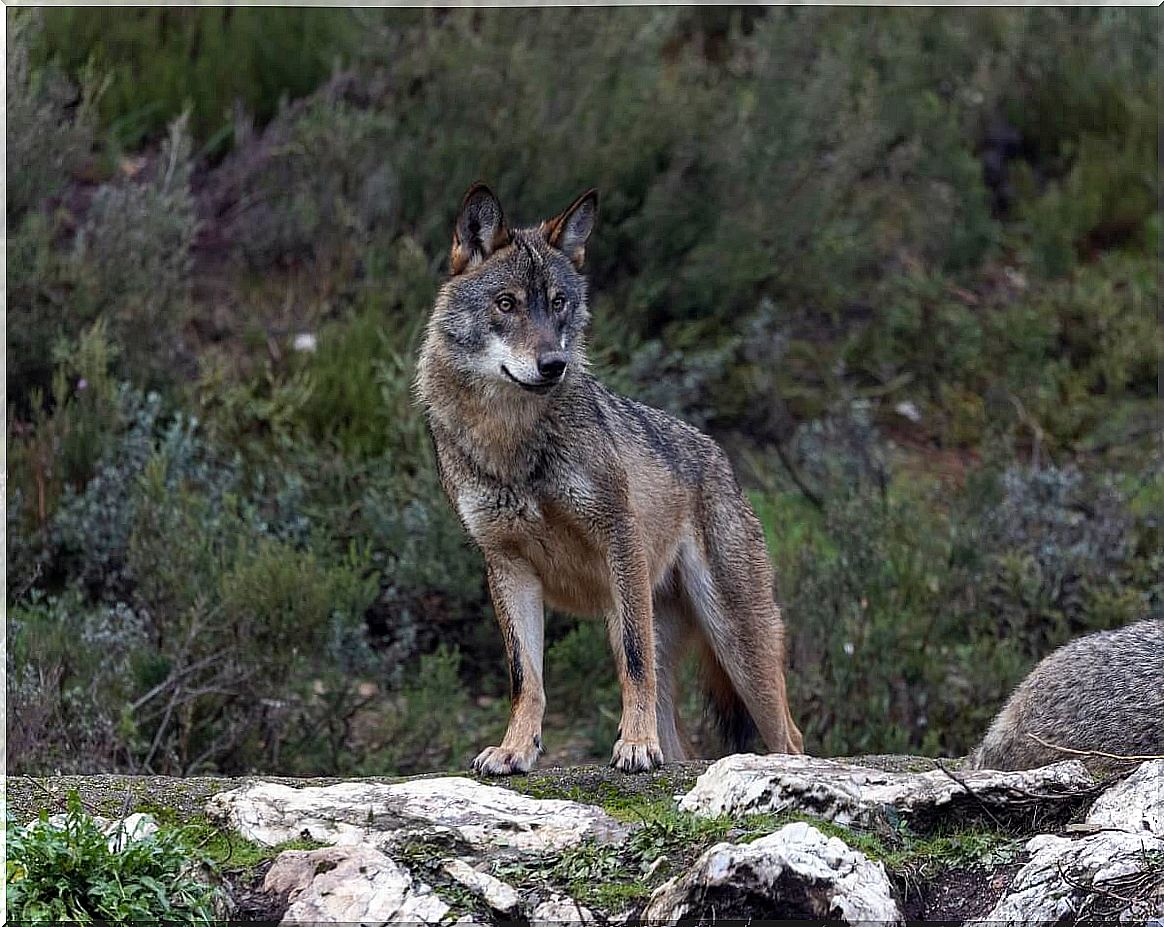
[
  {"left": 543, "top": 189, "right": 598, "bottom": 269},
  {"left": 450, "top": 183, "right": 511, "bottom": 276}
]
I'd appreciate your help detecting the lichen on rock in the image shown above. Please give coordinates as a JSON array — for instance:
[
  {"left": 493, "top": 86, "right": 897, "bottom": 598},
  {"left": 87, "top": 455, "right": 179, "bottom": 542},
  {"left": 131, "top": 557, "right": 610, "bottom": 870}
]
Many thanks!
[
  {"left": 642, "top": 820, "right": 902, "bottom": 924},
  {"left": 264, "top": 844, "right": 450, "bottom": 926},
  {"left": 678, "top": 753, "right": 1096, "bottom": 830},
  {"left": 207, "top": 776, "right": 629, "bottom": 855}
]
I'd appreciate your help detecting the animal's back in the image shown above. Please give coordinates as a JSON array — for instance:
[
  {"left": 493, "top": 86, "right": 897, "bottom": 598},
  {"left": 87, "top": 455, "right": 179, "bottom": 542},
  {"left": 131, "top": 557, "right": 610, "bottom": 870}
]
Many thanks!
[
  {"left": 971, "top": 618, "right": 1164, "bottom": 771},
  {"left": 584, "top": 377, "right": 724, "bottom": 485}
]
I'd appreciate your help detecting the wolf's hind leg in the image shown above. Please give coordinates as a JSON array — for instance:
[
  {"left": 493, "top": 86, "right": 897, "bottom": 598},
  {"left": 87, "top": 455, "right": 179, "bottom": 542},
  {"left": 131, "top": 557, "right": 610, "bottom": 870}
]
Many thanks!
[{"left": 473, "top": 558, "right": 546, "bottom": 776}]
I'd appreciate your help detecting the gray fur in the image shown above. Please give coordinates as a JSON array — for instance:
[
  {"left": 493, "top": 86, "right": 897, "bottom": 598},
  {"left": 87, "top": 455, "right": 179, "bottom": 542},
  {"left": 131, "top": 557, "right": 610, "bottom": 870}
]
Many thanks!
[{"left": 971, "top": 619, "right": 1164, "bottom": 771}]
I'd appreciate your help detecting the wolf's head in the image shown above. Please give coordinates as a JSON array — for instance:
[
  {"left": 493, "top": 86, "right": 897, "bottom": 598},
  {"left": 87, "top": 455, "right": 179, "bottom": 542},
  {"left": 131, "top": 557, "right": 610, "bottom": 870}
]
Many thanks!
[{"left": 424, "top": 183, "right": 597, "bottom": 396}]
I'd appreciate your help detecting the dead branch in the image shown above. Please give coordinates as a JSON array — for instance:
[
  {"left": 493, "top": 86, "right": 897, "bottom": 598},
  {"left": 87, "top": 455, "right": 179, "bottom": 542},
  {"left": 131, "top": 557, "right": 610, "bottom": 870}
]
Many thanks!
[{"left": 1026, "top": 733, "right": 1164, "bottom": 763}]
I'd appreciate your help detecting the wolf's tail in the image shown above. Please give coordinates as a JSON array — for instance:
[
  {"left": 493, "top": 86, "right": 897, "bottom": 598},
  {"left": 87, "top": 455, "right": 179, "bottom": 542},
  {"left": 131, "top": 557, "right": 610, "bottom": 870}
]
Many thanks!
[{"left": 699, "top": 642, "right": 761, "bottom": 754}]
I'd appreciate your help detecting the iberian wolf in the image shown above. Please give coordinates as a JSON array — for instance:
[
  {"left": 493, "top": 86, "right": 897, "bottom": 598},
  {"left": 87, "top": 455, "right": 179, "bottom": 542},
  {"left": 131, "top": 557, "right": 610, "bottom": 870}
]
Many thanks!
[{"left": 415, "top": 183, "right": 803, "bottom": 773}]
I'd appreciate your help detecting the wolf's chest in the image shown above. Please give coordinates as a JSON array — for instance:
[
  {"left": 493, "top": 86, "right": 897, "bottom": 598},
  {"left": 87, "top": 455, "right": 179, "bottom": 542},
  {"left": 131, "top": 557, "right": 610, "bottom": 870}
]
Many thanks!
[
  {"left": 453, "top": 479, "right": 614, "bottom": 615},
  {"left": 454, "top": 484, "right": 545, "bottom": 536}
]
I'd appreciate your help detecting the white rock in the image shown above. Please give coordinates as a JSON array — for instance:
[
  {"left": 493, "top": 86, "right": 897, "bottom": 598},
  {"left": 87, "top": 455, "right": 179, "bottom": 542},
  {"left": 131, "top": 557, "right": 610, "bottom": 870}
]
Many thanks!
[
  {"left": 895, "top": 400, "right": 922, "bottom": 423},
  {"left": 292, "top": 332, "right": 317, "bottom": 353},
  {"left": 679, "top": 754, "right": 1094, "bottom": 828},
  {"left": 264, "top": 844, "right": 449, "bottom": 925},
  {"left": 642, "top": 821, "right": 902, "bottom": 924},
  {"left": 104, "top": 812, "right": 161, "bottom": 852},
  {"left": 979, "top": 830, "right": 1164, "bottom": 922},
  {"left": 531, "top": 894, "right": 597, "bottom": 926},
  {"left": 441, "top": 857, "right": 522, "bottom": 916},
  {"left": 1087, "top": 760, "right": 1164, "bottom": 836},
  {"left": 207, "top": 777, "right": 626, "bottom": 854},
  {"left": 42, "top": 811, "right": 159, "bottom": 853}
]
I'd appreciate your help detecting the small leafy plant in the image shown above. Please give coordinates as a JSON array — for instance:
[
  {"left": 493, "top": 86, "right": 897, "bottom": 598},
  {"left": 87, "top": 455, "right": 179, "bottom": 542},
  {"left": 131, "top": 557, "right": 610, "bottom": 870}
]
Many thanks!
[{"left": 6, "top": 793, "right": 220, "bottom": 925}]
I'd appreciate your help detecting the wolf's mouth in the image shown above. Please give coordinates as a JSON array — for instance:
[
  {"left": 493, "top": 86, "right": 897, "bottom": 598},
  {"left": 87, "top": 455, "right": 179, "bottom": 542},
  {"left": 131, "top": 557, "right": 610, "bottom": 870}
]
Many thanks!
[{"left": 501, "top": 365, "right": 560, "bottom": 394}]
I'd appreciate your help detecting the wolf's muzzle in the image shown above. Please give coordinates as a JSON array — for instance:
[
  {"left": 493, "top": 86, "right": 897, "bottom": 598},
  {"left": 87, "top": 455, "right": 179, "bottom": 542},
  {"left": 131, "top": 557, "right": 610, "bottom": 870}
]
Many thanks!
[
  {"left": 536, "top": 352, "right": 568, "bottom": 382},
  {"left": 502, "top": 365, "right": 562, "bottom": 394}
]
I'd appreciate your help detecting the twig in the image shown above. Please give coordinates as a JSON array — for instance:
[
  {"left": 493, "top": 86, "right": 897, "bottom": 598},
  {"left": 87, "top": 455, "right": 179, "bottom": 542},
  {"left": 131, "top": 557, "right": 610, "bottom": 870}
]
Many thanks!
[
  {"left": 129, "top": 650, "right": 229, "bottom": 713},
  {"left": 1056, "top": 854, "right": 1160, "bottom": 918},
  {"left": 934, "top": 761, "right": 1003, "bottom": 830},
  {"left": 1026, "top": 733, "right": 1164, "bottom": 763},
  {"left": 772, "top": 440, "right": 824, "bottom": 511}
]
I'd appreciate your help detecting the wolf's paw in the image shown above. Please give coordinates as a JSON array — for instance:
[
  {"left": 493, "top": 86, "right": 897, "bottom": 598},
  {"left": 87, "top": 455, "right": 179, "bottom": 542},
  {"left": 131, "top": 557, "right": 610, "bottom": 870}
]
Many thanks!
[
  {"left": 610, "top": 738, "right": 664, "bottom": 773},
  {"left": 471, "top": 744, "right": 539, "bottom": 776}
]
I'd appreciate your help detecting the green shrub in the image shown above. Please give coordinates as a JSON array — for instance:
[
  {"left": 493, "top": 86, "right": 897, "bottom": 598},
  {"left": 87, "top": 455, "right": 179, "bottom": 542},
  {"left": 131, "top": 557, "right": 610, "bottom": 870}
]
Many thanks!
[
  {"left": 764, "top": 419, "right": 1155, "bottom": 757},
  {"left": 6, "top": 591, "right": 148, "bottom": 773},
  {"left": 6, "top": 795, "right": 219, "bottom": 924},
  {"left": 6, "top": 10, "right": 98, "bottom": 225},
  {"left": 293, "top": 301, "right": 425, "bottom": 460},
  {"left": 7, "top": 116, "right": 197, "bottom": 407},
  {"left": 74, "top": 115, "right": 198, "bottom": 390},
  {"left": 33, "top": 7, "right": 363, "bottom": 148},
  {"left": 220, "top": 97, "right": 400, "bottom": 270},
  {"left": 7, "top": 322, "right": 125, "bottom": 594},
  {"left": 218, "top": 537, "right": 378, "bottom": 681},
  {"left": 358, "top": 645, "right": 481, "bottom": 776}
]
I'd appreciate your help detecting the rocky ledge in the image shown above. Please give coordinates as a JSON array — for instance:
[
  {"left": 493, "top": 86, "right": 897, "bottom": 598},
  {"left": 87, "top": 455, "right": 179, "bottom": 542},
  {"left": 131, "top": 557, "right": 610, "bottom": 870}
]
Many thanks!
[{"left": 8, "top": 756, "right": 1163, "bottom": 923}]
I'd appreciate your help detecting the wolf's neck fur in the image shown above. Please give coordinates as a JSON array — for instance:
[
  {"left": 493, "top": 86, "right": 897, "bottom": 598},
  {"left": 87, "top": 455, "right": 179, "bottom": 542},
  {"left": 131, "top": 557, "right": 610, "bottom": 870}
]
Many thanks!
[{"left": 416, "top": 334, "right": 573, "bottom": 483}]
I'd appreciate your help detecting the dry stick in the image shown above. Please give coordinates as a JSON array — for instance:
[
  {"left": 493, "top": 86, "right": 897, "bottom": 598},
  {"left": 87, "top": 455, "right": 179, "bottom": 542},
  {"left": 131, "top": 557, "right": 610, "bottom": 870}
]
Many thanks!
[
  {"left": 771, "top": 440, "right": 825, "bottom": 511},
  {"left": 934, "top": 761, "right": 1003, "bottom": 830},
  {"left": 141, "top": 683, "right": 182, "bottom": 774},
  {"left": 1026, "top": 733, "right": 1164, "bottom": 763},
  {"left": 130, "top": 650, "right": 228, "bottom": 713},
  {"left": 1055, "top": 856, "right": 1154, "bottom": 917}
]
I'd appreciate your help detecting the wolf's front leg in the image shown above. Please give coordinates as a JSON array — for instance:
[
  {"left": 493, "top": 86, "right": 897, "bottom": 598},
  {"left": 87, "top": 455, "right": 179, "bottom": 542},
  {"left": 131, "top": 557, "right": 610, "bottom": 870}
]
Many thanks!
[
  {"left": 473, "top": 558, "right": 546, "bottom": 776},
  {"left": 606, "top": 524, "right": 664, "bottom": 772}
]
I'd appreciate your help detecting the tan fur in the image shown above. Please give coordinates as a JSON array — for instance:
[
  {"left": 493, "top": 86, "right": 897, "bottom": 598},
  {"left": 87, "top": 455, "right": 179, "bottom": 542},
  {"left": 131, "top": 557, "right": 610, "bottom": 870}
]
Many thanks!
[{"left": 415, "top": 184, "right": 802, "bottom": 774}]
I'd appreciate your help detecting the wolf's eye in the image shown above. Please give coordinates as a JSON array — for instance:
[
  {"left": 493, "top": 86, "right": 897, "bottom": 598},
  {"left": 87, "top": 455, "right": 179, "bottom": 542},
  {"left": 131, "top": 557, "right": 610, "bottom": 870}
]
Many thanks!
[
  {"left": 551, "top": 293, "right": 567, "bottom": 312},
  {"left": 495, "top": 294, "right": 516, "bottom": 312}
]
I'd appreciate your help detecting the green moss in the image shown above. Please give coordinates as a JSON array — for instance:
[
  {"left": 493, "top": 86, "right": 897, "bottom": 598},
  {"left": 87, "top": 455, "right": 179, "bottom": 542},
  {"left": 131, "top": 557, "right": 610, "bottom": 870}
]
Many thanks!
[
  {"left": 523, "top": 792, "right": 1021, "bottom": 915},
  {"left": 177, "top": 822, "right": 326, "bottom": 875}
]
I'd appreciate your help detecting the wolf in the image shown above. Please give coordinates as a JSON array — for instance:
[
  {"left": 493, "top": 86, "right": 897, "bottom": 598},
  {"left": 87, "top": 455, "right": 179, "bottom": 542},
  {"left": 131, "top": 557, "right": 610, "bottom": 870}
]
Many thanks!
[
  {"left": 970, "top": 618, "right": 1164, "bottom": 771},
  {"left": 415, "top": 183, "right": 803, "bottom": 774}
]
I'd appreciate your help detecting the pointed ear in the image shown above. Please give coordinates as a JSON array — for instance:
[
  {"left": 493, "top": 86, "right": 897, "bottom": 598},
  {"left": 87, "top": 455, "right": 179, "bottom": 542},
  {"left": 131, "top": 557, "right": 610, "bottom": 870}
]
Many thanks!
[
  {"left": 543, "top": 189, "right": 598, "bottom": 269},
  {"left": 450, "top": 182, "right": 511, "bottom": 275}
]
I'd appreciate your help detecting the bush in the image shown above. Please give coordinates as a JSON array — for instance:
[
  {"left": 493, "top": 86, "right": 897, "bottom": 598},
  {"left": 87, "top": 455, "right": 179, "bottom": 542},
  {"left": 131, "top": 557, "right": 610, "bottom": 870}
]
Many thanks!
[
  {"left": 7, "top": 334, "right": 387, "bottom": 775},
  {"left": 6, "top": 794, "right": 220, "bottom": 924},
  {"left": 768, "top": 420, "right": 1155, "bottom": 757},
  {"left": 356, "top": 645, "right": 481, "bottom": 776},
  {"left": 32, "top": 7, "right": 363, "bottom": 148},
  {"left": 5, "top": 10, "right": 97, "bottom": 225},
  {"left": 6, "top": 592, "right": 148, "bottom": 773},
  {"left": 974, "top": 462, "right": 1145, "bottom": 645},
  {"left": 74, "top": 115, "right": 198, "bottom": 389},
  {"left": 7, "top": 117, "right": 197, "bottom": 408},
  {"left": 217, "top": 94, "right": 400, "bottom": 271}
]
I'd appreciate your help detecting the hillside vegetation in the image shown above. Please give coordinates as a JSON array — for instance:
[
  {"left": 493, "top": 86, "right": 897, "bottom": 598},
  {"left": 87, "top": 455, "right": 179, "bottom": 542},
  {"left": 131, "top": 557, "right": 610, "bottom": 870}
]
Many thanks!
[{"left": 6, "top": 7, "right": 1160, "bottom": 776}]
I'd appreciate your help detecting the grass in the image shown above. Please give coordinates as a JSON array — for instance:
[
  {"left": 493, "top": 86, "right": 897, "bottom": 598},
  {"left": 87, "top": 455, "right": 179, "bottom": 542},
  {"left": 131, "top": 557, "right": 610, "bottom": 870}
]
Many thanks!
[{"left": 92, "top": 799, "right": 327, "bottom": 877}]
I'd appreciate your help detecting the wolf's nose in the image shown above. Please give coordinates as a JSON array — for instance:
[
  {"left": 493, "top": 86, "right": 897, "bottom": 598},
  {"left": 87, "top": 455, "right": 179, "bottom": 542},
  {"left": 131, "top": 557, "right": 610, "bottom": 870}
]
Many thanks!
[{"left": 537, "top": 353, "right": 568, "bottom": 381}]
